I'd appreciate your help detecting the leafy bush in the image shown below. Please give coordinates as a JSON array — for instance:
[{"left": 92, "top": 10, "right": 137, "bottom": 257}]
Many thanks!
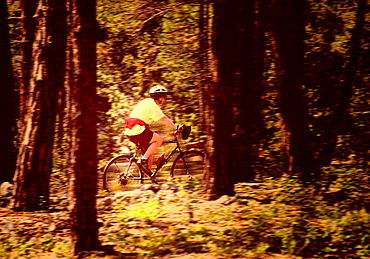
[{"left": 0, "top": 231, "right": 69, "bottom": 258}]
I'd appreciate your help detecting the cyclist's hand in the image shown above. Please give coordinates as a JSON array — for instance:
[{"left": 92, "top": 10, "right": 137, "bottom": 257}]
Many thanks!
[
  {"left": 175, "top": 124, "right": 184, "bottom": 133},
  {"left": 175, "top": 125, "right": 191, "bottom": 139}
]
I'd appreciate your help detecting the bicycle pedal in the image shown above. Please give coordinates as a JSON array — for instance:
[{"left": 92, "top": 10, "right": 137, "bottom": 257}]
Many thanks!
[
  {"left": 119, "top": 176, "right": 128, "bottom": 186},
  {"left": 137, "top": 159, "right": 153, "bottom": 175}
]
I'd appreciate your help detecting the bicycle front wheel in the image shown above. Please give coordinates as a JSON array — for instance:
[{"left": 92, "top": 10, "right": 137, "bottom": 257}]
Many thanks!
[
  {"left": 171, "top": 151, "right": 205, "bottom": 179},
  {"left": 103, "top": 154, "right": 143, "bottom": 192}
]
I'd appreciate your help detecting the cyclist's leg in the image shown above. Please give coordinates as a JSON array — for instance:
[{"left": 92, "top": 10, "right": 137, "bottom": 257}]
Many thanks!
[
  {"left": 128, "top": 129, "right": 152, "bottom": 171},
  {"left": 143, "top": 132, "right": 163, "bottom": 169},
  {"left": 128, "top": 129, "right": 163, "bottom": 173}
]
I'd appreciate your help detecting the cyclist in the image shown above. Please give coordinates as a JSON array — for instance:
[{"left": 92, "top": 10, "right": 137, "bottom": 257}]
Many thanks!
[{"left": 124, "top": 85, "right": 179, "bottom": 176}]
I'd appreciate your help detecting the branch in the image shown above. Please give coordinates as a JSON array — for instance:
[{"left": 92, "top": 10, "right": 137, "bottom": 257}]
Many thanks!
[{"left": 135, "top": 2, "right": 187, "bottom": 35}]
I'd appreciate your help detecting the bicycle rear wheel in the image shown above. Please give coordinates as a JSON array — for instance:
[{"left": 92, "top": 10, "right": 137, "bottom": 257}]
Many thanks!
[
  {"left": 171, "top": 151, "right": 205, "bottom": 179},
  {"left": 103, "top": 154, "right": 143, "bottom": 192}
]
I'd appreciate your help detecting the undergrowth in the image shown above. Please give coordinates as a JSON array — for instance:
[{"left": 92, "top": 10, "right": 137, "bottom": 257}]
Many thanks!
[
  {"left": 101, "top": 169, "right": 370, "bottom": 258},
  {"left": 1, "top": 167, "right": 370, "bottom": 258},
  {"left": 0, "top": 231, "right": 69, "bottom": 258}
]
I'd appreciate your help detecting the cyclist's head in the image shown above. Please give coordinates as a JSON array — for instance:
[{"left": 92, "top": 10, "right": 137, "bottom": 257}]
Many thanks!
[{"left": 149, "top": 85, "right": 168, "bottom": 100}]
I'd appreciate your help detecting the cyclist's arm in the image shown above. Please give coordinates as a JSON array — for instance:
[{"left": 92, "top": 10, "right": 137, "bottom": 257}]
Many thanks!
[{"left": 157, "top": 116, "right": 177, "bottom": 130}]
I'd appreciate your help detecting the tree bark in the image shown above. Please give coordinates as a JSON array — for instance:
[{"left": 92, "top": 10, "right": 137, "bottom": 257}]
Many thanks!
[
  {"left": 11, "top": 0, "right": 67, "bottom": 211},
  {"left": 19, "top": 0, "right": 38, "bottom": 120},
  {"left": 271, "top": 0, "right": 316, "bottom": 182},
  {"left": 203, "top": 0, "right": 236, "bottom": 199},
  {"left": 0, "top": 0, "right": 17, "bottom": 184},
  {"left": 67, "top": 0, "right": 101, "bottom": 254},
  {"left": 316, "top": 0, "right": 367, "bottom": 167},
  {"left": 232, "top": 0, "right": 265, "bottom": 183},
  {"left": 197, "top": 0, "right": 210, "bottom": 134}
]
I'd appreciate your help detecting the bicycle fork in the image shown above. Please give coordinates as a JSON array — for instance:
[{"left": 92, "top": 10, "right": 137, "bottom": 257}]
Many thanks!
[{"left": 179, "top": 153, "right": 193, "bottom": 180}]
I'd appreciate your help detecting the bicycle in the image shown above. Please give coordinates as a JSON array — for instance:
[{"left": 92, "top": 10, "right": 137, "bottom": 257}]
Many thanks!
[{"left": 102, "top": 127, "right": 205, "bottom": 192}]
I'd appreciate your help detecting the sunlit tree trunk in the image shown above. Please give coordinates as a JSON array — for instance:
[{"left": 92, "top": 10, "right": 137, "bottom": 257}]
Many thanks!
[
  {"left": 66, "top": 0, "right": 101, "bottom": 253},
  {"left": 203, "top": 0, "right": 236, "bottom": 199},
  {"left": 197, "top": 0, "right": 210, "bottom": 133},
  {"left": 0, "top": 0, "right": 17, "bottom": 184},
  {"left": 11, "top": 0, "right": 67, "bottom": 211},
  {"left": 271, "top": 0, "right": 316, "bottom": 183}
]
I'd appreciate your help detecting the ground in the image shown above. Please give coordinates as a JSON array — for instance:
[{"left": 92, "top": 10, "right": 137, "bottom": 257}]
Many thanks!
[{"left": 0, "top": 183, "right": 297, "bottom": 259}]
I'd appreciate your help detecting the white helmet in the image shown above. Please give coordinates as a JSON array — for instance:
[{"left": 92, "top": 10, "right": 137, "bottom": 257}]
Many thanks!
[{"left": 149, "top": 85, "right": 168, "bottom": 94}]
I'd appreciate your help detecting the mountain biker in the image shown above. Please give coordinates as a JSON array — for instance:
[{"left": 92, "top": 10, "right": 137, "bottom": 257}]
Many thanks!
[{"left": 124, "top": 85, "right": 179, "bottom": 176}]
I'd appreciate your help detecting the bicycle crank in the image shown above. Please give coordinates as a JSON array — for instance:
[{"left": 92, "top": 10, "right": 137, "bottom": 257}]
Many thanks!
[{"left": 119, "top": 174, "right": 128, "bottom": 186}]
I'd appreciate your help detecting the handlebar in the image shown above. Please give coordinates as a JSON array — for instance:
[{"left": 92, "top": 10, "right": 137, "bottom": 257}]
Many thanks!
[{"left": 174, "top": 125, "right": 191, "bottom": 140}]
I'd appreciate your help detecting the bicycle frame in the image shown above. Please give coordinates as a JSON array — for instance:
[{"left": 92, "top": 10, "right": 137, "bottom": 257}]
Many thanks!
[
  {"left": 128, "top": 132, "right": 187, "bottom": 180},
  {"left": 103, "top": 131, "right": 204, "bottom": 191}
]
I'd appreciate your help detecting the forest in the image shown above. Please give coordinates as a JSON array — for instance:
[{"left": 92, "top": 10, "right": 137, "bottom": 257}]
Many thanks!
[{"left": 0, "top": 0, "right": 369, "bottom": 258}]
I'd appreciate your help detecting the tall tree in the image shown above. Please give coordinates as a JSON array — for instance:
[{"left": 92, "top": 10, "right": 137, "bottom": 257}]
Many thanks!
[
  {"left": 11, "top": 0, "right": 67, "bottom": 211},
  {"left": 0, "top": 0, "right": 17, "bottom": 184},
  {"left": 197, "top": 0, "right": 210, "bottom": 134},
  {"left": 231, "top": 0, "right": 265, "bottom": 183},
  {"left": 19, "top": 0, "right": 37, "bottom": 120},
  {"left": 203, "top": 0, "right": 237, "bottom": 199},
  {"left": 315, "top": 0, "right": 367, "bottom": 167},
  {"left": 67, "top": 0, "right": 101, "bottom": 253},
  {"left": 271, "top": 0, "right": 316, "bottom": 182}
]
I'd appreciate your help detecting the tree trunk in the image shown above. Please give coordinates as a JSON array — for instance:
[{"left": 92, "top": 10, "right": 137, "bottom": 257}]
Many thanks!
[
  {"left": 271, "top": 0, "right": 316, "bottom": 183},
  {"left": 203, "top": 0, "right": 236, "bottom": 199},
  {"left": 197, "top": 0, "right": 211, "bottom": 134},
  {"left": 316, "top": 0, "right": 367, "bottom": 167},
  {"left": 232, "top": 0, "right": 265, "bottom": 183},
  {"left": 0, "top": 0, "right": 17, "bottom": 184},
  {"left": 66, "top": 0, "right": 101, "bottom": 254},
  {"left": 11, "top": 0, "right": 67, "bottom": 211},
  {"left": 19, "top": 0, "right": 38, "bottom": 120}
]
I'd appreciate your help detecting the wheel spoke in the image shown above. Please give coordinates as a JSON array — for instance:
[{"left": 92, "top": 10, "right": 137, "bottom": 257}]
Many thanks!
[
  {"left": 103, "top": 155, "right": 143, "bottom": 192},
  {"left": 171, "top": 151, "right": 204, "bottom": 179}
]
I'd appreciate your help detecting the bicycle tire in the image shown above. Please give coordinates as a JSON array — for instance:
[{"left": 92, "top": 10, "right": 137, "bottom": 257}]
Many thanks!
[
  {"left": 103, "top": 154, "right": 143, "bottom": 192},
  {"left": 170, "top": 150, "right": 205, "bottom": 179}
]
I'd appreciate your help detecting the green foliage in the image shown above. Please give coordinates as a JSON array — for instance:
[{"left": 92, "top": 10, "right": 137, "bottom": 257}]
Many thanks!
[
  {"left": 304, "top": 0, "right": 370, "bottom": 170},
  {"left": 0, "top": 230, "right": 69, "bottom": 258},
  {"left": 96, "top": 0, "right": 205, "bottom": 168},
  {"left": 7, "top": 0, "right": 22, "bottom": 75},
  {"left": 5, "top": 0, "right": 368, "bottom": 193},
  {"left": 115, "top": 198, "right": 165, "bottom": 223},
  {"left": 96, "top": 0, "right": 202, "bottom": 104},
  {"left": 3, "top": 171, "right": 370, "bottom": 258},
  {"left": 7, "top": 0, "right": 365, "bottom": 190},
  {"left": 104, "top": 176, "right": 370, "bottom": 258}
]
